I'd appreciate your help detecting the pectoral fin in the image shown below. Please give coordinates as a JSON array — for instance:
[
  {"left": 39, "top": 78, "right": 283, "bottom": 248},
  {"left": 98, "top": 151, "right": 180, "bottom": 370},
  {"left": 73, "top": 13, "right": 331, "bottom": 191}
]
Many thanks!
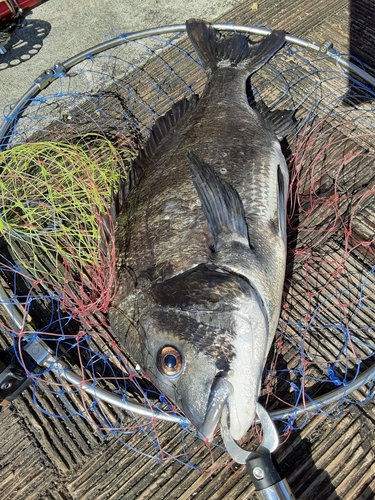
[
  {"left": 187, "top": 150, "right": 249, "bottom": 249},
  {"left": 277, "top": 164, "right": 287, "bottom": 238}
]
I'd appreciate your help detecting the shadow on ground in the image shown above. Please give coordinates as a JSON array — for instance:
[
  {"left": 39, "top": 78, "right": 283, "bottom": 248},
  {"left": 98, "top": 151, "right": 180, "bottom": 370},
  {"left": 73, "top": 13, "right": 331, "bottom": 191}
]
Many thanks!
[{"left": 0, "top": 18, "right": 51, "bottom": 71}]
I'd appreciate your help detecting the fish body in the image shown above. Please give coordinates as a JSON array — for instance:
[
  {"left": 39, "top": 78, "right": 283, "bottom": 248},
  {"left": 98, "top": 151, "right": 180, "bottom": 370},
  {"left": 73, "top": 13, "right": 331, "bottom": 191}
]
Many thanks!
[{"left": 109, "top": 20, "right": 291, "bottom": 441}]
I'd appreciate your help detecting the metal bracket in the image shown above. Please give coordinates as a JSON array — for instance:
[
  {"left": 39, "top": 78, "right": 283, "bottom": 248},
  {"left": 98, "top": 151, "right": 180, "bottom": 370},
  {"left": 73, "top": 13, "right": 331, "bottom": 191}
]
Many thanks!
[{"left": 221, "top": 404, "right": 295, "bottom": 499}]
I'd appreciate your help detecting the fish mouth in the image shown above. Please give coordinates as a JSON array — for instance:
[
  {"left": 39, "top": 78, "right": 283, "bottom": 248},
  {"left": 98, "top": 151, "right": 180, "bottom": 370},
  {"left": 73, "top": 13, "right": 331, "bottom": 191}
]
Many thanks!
[
  {"left": 197, "top": 368, "right": 260, "bottom": 442},
  {"left": 198, "top": 374, "right": 234, "bottom": 441}
]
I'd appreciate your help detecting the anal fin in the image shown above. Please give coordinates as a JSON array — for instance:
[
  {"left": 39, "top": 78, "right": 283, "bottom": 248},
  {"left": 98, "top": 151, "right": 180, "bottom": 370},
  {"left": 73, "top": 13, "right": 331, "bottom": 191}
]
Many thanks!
[{"left": 256, "top": 100, "right": 296, "bottom": 141}]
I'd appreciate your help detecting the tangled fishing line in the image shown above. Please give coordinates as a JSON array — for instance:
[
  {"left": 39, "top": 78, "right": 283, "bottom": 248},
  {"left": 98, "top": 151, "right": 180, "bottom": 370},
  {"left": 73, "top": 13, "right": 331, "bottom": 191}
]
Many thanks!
[{"left": 0, "top": 23, "right": 374, "bottom": 469}]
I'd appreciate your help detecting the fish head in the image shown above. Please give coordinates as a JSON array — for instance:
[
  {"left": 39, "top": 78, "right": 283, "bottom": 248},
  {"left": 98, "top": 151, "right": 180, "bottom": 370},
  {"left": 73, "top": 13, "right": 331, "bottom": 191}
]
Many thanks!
[
  {"left": 142, "top": 307, "right": 221, "bottom": 436},
  {"left": 198, "top": 295, "right": 269, "bottom": 442},
  {"left": 139, "top": 265, "right": 269, "bottom": 442}
]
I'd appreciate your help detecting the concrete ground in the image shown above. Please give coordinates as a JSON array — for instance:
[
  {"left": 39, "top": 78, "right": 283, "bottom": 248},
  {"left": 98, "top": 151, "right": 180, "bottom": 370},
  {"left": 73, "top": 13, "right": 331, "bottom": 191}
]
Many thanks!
[{"left": 0, "top": 0, "right": 244, "bottom": 119}]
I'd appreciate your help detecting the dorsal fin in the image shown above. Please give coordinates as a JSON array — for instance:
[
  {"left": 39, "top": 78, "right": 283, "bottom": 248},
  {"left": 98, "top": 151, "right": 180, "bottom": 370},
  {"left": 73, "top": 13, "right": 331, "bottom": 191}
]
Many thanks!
[
  {"left": 114, "top": 95, "right": 199, "bottom": 217},
  {"left": 99, "top": 96, "right": 198, "bottom": 252}
]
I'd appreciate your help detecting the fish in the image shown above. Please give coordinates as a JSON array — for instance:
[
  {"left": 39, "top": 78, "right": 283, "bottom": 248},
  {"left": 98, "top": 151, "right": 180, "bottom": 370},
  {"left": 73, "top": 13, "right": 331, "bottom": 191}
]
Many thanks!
[{"left": 108, "top": 19, "right": 292, "bottom": 442}]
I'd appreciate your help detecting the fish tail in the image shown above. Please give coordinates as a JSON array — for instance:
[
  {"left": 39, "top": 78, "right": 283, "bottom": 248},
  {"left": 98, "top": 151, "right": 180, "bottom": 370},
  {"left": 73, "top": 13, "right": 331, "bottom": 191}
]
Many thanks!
[{"left": 186, "top": 19, "right": 285, "bottom": 74}]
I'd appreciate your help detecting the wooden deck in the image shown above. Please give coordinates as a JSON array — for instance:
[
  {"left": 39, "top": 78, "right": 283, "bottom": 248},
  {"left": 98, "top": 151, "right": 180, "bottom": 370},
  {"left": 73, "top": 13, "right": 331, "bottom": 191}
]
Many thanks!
[{"left": 1, "top": 1, "right": 375, "bottom": 499}]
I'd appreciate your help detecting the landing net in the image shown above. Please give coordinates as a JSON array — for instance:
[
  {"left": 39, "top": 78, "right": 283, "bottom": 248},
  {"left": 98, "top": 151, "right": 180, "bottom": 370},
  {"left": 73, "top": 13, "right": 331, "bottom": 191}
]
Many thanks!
[{"left": 0, "top": 24, "right": 374, "bottom": 469}]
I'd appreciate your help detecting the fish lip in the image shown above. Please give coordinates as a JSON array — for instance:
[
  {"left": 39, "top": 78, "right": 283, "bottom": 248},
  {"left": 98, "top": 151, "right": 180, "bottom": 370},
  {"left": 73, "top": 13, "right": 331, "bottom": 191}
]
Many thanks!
[{"left": 198, "top": 374, "right": 233, "bottom": 441}]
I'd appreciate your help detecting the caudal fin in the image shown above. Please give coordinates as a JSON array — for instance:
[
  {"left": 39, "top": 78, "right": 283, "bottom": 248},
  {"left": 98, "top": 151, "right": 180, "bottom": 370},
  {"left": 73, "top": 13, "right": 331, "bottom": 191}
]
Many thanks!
[{"left": 186, "top": 19, "right": 285, "bottom": 74}]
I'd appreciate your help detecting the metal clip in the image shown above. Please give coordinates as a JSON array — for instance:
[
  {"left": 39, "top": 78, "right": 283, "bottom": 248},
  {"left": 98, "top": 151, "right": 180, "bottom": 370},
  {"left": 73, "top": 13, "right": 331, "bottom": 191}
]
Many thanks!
[{"left": 319, "top": 40, "right": 334, "bottom": 54}]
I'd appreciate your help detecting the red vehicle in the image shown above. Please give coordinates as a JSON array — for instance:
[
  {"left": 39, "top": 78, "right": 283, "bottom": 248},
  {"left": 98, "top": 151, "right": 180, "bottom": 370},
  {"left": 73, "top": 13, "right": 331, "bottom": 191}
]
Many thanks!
[
  {"left": 0, "top": 0, "right": 46, "bottom": 53},
  {"left": 0, "top": 0, "right": 45, "bottom": 24}
]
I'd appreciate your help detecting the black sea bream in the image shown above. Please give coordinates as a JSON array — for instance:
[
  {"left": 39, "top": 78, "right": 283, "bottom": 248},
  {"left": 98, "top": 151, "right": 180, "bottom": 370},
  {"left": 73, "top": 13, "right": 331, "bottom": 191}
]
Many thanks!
[{"left": 109, "top": 19, "right": 292, "bottom": 441}]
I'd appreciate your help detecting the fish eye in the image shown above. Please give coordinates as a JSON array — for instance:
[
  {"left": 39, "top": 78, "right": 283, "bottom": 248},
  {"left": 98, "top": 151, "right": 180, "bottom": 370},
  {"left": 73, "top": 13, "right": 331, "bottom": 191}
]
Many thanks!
[{"left": 157, "top": 346, "right": 183, "bottom": 376}]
